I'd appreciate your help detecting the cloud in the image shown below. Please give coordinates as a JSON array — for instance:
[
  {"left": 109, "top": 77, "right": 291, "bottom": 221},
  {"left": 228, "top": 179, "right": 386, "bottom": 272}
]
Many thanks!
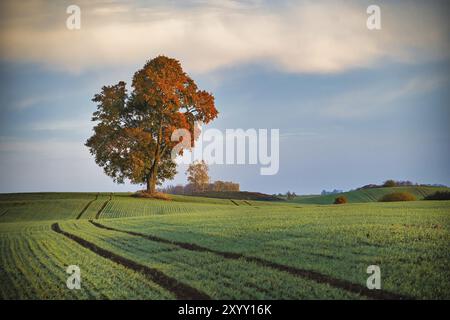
[
  {"left": 27, "top": 119, "right": 91, "bottom": 132},
  {"left": 14, "top": 95, "right": 54, "bottom": 110},
  {"left": 0, "top": 136, "right": 88, "bottom": 158},
  {"left": 321, "top": 74, "right": 448, "bottom": 119},
  {"left": 0, "top": 0, "right": 448, "bottom": 74}
]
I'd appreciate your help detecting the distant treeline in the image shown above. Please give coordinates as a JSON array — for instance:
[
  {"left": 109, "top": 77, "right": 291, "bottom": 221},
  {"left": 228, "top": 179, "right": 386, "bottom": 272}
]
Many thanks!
[
  {"left": 160, "top": 180, "right": 240, "bottom": 195},
  {"left": 358, "top": 180, "right": 447, "bottom": 190},
  {"left": 321, "top": 189, "right": 343, "bottom": 196},
  {"left": 424, "top": 191, "right": 450, "bottom": 200}
]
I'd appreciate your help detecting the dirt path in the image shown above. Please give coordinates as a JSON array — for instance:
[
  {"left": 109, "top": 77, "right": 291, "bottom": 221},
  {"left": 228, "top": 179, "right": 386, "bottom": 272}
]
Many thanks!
[
  {"left": 90, "top": 220, "right": 412, "bottom": 300},
  {"left": 51, "top": 222, "right": 210, "bottom": 300}
]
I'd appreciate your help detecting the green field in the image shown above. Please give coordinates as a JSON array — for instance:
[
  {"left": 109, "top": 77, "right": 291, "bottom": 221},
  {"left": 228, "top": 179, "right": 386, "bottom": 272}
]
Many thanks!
[
  {"left": 290, "top": 186, "right": 450, "bottom": 204},
  {"left": 0, "top": 192, "right": 449, "bottom": 299}
]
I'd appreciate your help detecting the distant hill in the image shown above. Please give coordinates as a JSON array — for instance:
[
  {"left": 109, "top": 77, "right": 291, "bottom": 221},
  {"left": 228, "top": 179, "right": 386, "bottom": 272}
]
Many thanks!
[
  {"left": 289, "top": 186, "right": 450, "bottom": 204},
  {"left": 192, "top": 191, "right": 283, "bottom": 201}
]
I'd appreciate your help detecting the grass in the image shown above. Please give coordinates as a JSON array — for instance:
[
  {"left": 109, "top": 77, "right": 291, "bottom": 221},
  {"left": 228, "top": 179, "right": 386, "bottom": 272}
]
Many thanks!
[
  {"left": 100, "top": 201, "right": 450, "bottom": 299},
  {"left": 191, "top": 191, "right": 282, "bottom": 201},
  {"left": 290, "top": 186, "right": 450, "bottom": 204},
  {"left": 0, "top": 222, "right": 173, "bottom": 299},
  {"left": 59, "top": 220, "right": 360, "bottom": 299},
  {"left": 0, "top": 192, "right": 449, "bottom": 299},
  {"left": 0, "top": 198, "right": 90, "bottom": 222}
]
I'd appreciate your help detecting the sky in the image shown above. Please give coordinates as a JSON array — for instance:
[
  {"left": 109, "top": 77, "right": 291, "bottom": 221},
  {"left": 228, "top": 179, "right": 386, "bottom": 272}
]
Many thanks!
[{"left": 0, "top": 0, "right": 449, "bottom": 194}]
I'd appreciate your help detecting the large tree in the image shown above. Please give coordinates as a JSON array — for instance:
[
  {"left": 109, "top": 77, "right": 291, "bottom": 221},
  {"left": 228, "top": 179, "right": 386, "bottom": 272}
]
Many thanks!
[{"left": 86, "top": 56, "right": 218, "bottom": 194}]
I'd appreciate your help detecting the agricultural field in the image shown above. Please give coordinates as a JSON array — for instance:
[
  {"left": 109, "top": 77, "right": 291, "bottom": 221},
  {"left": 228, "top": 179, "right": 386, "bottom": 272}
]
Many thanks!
[
  {"left": 291, "top": 186, "right": 450, "bottom": 204},
  {"left": 0, "top": 192, "right": 449, "bottom": 299}
]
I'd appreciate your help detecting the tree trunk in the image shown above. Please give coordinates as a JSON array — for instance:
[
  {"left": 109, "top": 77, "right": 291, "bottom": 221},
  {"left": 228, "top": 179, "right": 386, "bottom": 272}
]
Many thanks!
[
  {"left": 148, "top": 160, "right": 158, "bottom": 194},
  {"left": 146, "top": 120, "right": 162, "bottom": 195},
  {"left": 146, "top": 145, "right": 161, "bottom": 194},
  {"left": 146, "top": 177, "right": 152, "bottom": 194}
]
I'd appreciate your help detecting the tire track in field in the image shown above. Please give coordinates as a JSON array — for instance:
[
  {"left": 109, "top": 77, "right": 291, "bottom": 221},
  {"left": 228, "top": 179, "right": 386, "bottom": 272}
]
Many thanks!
[
  {"left": 95, "top": 194, "right": 112, "bottom": 219},
  {"left": 243, "top": 200, "right": 260, "bottom": 209},
  {"left": 51, "top": 223, "right": 210, "bottom": 300},
  {"left": 229, "top": 199, "right": 239, "bottom": 206},
  {"left": 90, "top": 220, "right": 412, "bottom": 300},
  {"left": 0, "top": 209, "right": 8, "bottom": 218},
  {"left": 76, "top": 194, "right": 99, "bottom": 220}
]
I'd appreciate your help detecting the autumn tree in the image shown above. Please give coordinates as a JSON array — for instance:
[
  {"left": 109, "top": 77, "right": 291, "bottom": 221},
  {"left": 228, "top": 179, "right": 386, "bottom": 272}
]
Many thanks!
[
  {"left": 86, "top": 56, "right": 218, "bottom": 194},
  {"left": 186, "top": 160, "right": 210, "bottom": 192},
  {"left": 212, "top": 181, "right": 240, "bottom": 192}
]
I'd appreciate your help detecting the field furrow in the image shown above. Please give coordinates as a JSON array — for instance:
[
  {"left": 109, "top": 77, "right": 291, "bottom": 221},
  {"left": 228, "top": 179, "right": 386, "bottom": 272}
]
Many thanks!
[
  {"left": 89, "top": 220, "right": 408, "bottom": 299},
  {"left": 52, "top": 222, "right": 210, "bottom": 299},
  {"left": 0, "top": 222, "right": 175, "bottom": 299},
  {"left": 60, "top": 220, "right": 364, "bottom": 299},
  {"left": 76, "top": 194, "right": 99, "bottom": 219}
]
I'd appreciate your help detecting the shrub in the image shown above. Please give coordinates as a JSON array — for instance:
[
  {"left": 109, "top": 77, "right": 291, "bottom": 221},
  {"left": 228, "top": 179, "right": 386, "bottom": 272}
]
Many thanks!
[
  {"left": 424, "top": 191, "right": 450, "bottom": 200},
  {"left": 379, "top": 192, "right": 416, "bottom": 202},
  {"left": 334, "top": 196, "right": 348, "bottom": 204}
]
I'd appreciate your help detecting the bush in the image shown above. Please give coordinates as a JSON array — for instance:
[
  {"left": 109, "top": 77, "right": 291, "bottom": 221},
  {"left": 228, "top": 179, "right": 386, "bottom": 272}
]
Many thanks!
[
  {"left": 379, "top": 192, "right": 416, "bottom": 202},
  {"left": 334, "top": 196, "right": 348, "bottom": 204},
  {"left": 424, "top": 191, "right": 450, "bottom": 200}
]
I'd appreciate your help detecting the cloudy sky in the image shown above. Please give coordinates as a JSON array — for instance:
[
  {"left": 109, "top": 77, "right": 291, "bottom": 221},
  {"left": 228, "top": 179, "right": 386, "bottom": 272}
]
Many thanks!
[{"left": 0, "top": 0, "right": 449, "bottom": 194}]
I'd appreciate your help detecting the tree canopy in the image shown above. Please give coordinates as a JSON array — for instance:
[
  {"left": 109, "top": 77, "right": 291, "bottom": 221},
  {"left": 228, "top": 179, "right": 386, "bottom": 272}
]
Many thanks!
[
  {"left": 86, "top": 56, "right": 218, "bottom": 193},
  {"left": 186, "top": 160, "right": 210, "bottom": 192}
]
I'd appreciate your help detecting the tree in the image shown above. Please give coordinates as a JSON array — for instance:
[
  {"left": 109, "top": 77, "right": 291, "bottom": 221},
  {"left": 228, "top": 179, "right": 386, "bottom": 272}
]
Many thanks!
[
  {"left": 212, "top": 181, "right": 240, "bottom": 192},
  {"left": 383, "top": 180, "right": 397, "bottom": 188},
  {"left": 186, "top": 160, "right": 210, "bottom": 192},
  {"left": 286, "top": 191, "right": 295, "bottom": 200},
  {"left": 86, "top": 56, "right": 218, "bottom": 194}
]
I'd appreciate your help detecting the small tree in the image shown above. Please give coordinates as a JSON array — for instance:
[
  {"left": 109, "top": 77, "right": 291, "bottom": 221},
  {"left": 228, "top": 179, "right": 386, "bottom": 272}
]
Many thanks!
[
  {"left": 334, "top": 196, "right": 347, "bottom": 204},
  {"left": 186, "top": 160, "right": 210, "bottom": 192}
]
